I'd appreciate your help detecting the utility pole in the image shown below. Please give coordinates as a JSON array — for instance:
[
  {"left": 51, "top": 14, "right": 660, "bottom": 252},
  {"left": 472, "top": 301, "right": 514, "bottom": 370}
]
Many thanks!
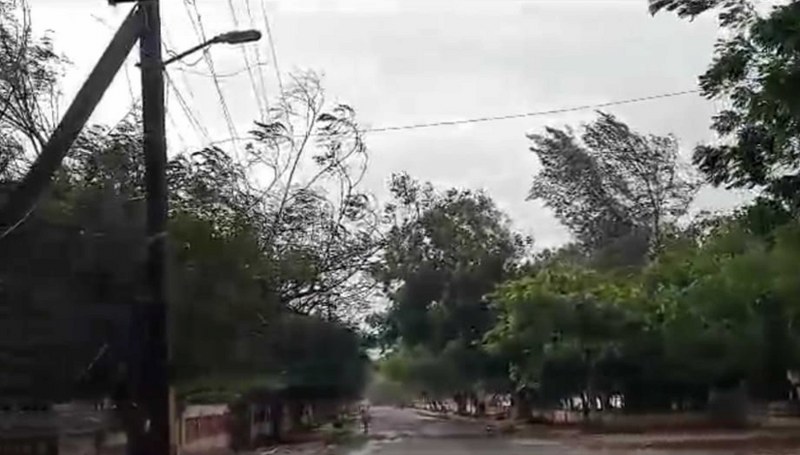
[
  {"left": 138, "top": 0, "right": 171, "bottom": 454},
  {"left": 0, "top": 1, "right": 259, "bottom": 451}
]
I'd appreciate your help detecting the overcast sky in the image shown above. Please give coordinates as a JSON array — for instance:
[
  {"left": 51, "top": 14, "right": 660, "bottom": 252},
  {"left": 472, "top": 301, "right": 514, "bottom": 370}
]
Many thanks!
[{"left": 29, "top": 0, "right": 753, "bottom": 249}]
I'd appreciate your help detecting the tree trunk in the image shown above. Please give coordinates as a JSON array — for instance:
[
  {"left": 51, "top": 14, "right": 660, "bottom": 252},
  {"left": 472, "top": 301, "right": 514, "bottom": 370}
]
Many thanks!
[
  {"left": 581, "top": 392, "right": 590, "bottom": 421},
  {"left": 454, "top": 393, "right": 467, "bottom": 415},
  {"left": 270, "top": 399, "right": 284, "bottom": 442},
  {"left": 583, "top": 350, "right": 596, "bottom": 422},
  {"left": 513, "top": 389, "right": 531, "bottom": 421},
  {"left": 475, "top": 398, "right": 486, "bottom": 417},
  {"left": 761, "top": 295, "right": 791, "bottom": 400},
  {"left": 288, "top": 401, "right": 304, "bottom": 430}
]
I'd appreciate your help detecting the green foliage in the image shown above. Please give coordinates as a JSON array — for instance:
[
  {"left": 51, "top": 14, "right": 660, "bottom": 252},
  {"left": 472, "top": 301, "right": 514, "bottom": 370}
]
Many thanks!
[
  {"left": 651, "top": 0, "right": 800, "bottom": 209},
  {"left": 0, "top": 185, "right": 144, "bottom": 404},
  {"left": 364, "top": 373, "right": 412, "bottom": 407},
  {"left": 1, "top": 64, "right": 374, "bottom": 408},
  {"left": 374, "top": 175, "right": 528, "bottom": 401},
  {"left": 488, "top": 201, "right": 800, "bottom": 411}
]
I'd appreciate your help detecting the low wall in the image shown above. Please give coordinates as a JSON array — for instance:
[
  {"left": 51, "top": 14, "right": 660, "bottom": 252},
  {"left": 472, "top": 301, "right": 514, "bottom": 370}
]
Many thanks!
[
  {"left": 540, "top": 410, "right": 765, "bottom": 431},
  {"left": 178, "top": 404, "right": 231, "bottom": 454}
]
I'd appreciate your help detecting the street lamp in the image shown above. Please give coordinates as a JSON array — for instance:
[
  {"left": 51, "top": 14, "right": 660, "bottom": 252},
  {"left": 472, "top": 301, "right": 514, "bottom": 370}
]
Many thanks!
[{"left": 162, "top": 29, "right": 262, "bottom": 66}]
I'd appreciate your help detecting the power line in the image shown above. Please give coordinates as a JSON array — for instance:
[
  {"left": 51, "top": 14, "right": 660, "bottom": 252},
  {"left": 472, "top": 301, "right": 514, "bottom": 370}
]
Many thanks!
[
  {"left": 366, "top": 89, "right": 702, "bottom": 133},
  {"left": 260, "top": 0, "right": 285, "bottom": 97},
  {"left": 223, "top": 0, "right": 267, "bottom": 120},
  {"left": 165, "top": 71, "right": 211, "bottom": 143},
  {"left": 206, "top": 88, "right": 701, "bottom": 145},
  {"left": 173, "top": 62, "right": 270, "bottom": 79},
  {"left": 182, "top": 0, "right": 241, "bottom": 154},
  {"left": 243, "top": 0, "right": 271, "bottom": 114},
  {"left": 90, "top": 14, "right": 137, "bottom": 105},
  {"left": 163, "top": 27, "right": 213, "bottom": 147},
  {"left": 164, "top": 75, "right": 189, "bottom": 152}
]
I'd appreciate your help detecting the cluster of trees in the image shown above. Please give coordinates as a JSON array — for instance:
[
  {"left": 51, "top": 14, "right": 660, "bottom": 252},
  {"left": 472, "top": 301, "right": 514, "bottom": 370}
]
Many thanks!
[
  {"left": 0, "top": 0, "right": 372, "bottom": 440},
  {"left": 376, "top": 120, "right": 800, "bottom": 419},
  {"left": 373, "top": 0, "right": 800, "bottom": 420},
  {"left": 5, "top": 0, "right": 800, "bottom": 438}
]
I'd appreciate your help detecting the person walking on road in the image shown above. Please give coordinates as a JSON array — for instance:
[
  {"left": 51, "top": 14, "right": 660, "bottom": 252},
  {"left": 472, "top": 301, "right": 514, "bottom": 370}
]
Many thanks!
[{"left": 359, "top": 403, "right": 372, "bottom": 434}]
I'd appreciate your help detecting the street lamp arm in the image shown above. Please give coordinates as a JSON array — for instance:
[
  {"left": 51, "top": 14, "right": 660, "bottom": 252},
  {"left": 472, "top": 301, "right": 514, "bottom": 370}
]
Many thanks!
[
  {"left": 162, "top": 39, "right": 214, "bottom": 67},
  {"left": 161, "top": 30, "right": 262, "bottom": 67}
]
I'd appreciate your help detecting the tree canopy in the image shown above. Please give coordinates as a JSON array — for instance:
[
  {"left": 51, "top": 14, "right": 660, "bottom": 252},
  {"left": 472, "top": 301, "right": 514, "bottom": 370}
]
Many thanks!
[
  {"left": 0, "top": 7, "right": 375, "bottom": 413},
  {"left": 5, "top": 0, "right": 800, "bottom": 435},
  {"left": 528, "top": 112, "right": 698, "bottom": 263},
  {"left": 651, "top": 0, "right": 800, "bottom": 209}
]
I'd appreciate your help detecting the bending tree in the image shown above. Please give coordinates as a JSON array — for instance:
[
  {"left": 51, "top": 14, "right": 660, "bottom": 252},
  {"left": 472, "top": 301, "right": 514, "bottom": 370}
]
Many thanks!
[
  {"left": 244, "top": 71, "right": 382, "bottom": 319},
  {"left": 527, "top": 112, "right": 698, "bottom": 264}
]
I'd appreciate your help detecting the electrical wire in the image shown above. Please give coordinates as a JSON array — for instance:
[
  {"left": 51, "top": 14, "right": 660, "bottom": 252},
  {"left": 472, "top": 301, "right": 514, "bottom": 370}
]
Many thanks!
[
  {"left": 164, "top": 75, "right": 189, "bottom": 152},
  {"left": 182, "top": 0, "right": 241, "bottom": 154},
  {"left": 365, "top": 89, "right": 702, "bottom": 133},
  {"left": 224, "top": 0, "right": 267, "bottom": 120},
  {"left": 163, "top": 27, "right": 213, "bottom": 148},
  {"left": 89, "top": 13, "right": 137, "bottom": 110},
  {"left": 165, "top": 71, "right": 212, "bottom": 144},
  {"left": 243, "top": 0, "right": 271, "bottom": 114},
  {"left": 260, "top": 0, "right": 285, "bottom": 97},
  {"left": 173, "top": 62, "right": 270, "bottom": 79},
  {"left": 206, "top": 88, "right": 701, "bottom": 144}
]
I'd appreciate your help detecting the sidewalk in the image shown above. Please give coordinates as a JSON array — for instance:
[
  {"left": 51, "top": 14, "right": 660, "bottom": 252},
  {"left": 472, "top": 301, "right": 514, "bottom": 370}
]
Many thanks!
[{"left": 412, "top": 406, "right": 800, "bottom": 453}]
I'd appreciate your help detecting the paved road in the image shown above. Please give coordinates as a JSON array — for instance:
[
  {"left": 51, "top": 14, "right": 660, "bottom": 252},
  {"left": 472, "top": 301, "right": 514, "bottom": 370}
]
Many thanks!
[{"left": 351, "top": 407, "right": 575, "bottom": 455}]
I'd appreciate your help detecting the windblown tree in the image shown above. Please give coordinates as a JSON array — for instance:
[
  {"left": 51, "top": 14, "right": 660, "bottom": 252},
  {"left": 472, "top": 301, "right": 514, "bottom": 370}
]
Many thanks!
[
  {"left": 374, "top": 173, "right": 529, "bottom": 414},
  {"left": 0, "top": 0, "right": 63, "bottom": 155},
  {"left": 650, "top": 0, "right": 800, "bottom": 211},
  {"left": 488, "top": 198, "right": 800, "bottom": 418},
  {"left": 0, "top": 184, "right": 146, "bottom": 406},
  {"left": 243, "top": 71, "right": 382, "bottom": 319},
  {"left": 0, "top": 15, "right": 374, "bottom": 447},
  {"left": 528, "top": 112, "right": 699, "bottom": 264}
]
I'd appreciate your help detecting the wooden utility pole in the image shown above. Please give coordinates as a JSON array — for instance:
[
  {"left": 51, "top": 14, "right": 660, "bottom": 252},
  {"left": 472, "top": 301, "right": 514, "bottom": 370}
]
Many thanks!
[
  {"left": 138, "top": 0, "right": 171, "bottom": 454},
  {"left": 0, "top": 1, "right": 257, "bottom": 451}
]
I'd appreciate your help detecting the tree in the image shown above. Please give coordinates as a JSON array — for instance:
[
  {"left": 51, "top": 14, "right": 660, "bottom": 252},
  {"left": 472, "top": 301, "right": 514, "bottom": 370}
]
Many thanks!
[
  {"left": 1, "top": 63, "right": 374, "bottom": 445},
  {"left": 374, "top": 174, "right": 528, "bottom": 413},
  {"left": 0, "top": 0, "right": 64, "bottom": 154},
  {"left": 650, "top": 0, "right": 800, "bottom": 210},
  {"left": 0, "top": 178, "right": 146, "bottom": 406},
  {"left": 487, "top": 195, "right": 800, "bottom": 417},
  {"left": 241, "top": 71, "right": 382, "bottom": 319},
  {"left": 527, "top": 112, "right": 699, "bottom": 263},
  {"left": 0, "top": 5, "right": 374, "bottom": 448},
  {"left": 487, "top": 264, "right": 643, "bottom": 418}
]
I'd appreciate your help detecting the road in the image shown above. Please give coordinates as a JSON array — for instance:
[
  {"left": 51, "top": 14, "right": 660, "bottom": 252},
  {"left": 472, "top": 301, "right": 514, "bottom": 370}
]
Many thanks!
[
  {"left": 350, "top": 407, "right": 575, "bottom": 455},
  {"left": 343, "top": 407, "right": 800, "bottom": 455}
]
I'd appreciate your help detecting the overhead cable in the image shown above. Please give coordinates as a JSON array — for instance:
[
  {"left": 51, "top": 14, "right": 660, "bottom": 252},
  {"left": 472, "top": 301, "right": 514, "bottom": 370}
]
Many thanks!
[{"left": 207, "top": 88, "right": 702, "bottom": 145}]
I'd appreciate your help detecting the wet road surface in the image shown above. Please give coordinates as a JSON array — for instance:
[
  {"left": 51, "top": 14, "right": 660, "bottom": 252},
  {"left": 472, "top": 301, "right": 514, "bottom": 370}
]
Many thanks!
[
  {"left": 353, "top": 407, "right": 581, "bottom": 455},
  {"left": 350, "top": 407, "right": 737, "bottom": 455}
]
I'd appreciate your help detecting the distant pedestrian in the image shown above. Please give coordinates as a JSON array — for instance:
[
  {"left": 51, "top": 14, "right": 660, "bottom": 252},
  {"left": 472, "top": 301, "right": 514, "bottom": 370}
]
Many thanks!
[{"left": 359, "top": 405, "right": 371, "bottom": 434}]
